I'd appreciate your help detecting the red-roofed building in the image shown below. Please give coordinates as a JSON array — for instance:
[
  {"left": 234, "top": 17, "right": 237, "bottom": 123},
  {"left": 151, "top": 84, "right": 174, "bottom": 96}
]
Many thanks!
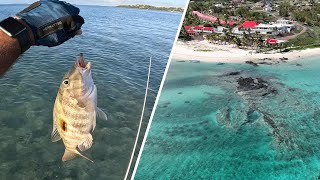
[
  {"left": 193, "top": 26, "right": 204, "bottom": 33},
  {"left": 203, "top": 27, "right": 214, "bottom": 32},
  {"left": 184, "top": 26, "right": 192, "bottom": 30},
  {"left": 228, "top": 21, "right": 236, "bottom": 26},
  {"left": 194, "top": 26, "right": 204, "bottom": 30},
  {"left": 239, "top": 21, "right": 258, "bottom": 28},
  {"left": 187, "top": 30, "right": 196, "bottom": 36},
  {"left": 266, "top": 38, "right": 278, "bottom": 44},
  {"left": 233, "top": 21, "right": 259, "bottom": 35},
  {"left": 192, "top": 11, "right": 236, "bottom": 26}
]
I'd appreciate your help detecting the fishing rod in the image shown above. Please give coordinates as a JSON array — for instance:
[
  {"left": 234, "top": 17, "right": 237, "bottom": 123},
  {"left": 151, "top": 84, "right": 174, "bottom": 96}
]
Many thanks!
[{"left": 124, "top": 57, "right": 152, "bottom": 180}]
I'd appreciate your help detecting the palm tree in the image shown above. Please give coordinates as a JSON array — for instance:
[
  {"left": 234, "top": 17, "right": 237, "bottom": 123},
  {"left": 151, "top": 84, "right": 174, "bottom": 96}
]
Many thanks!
[
  {"left": 242, "top": 32, "right": 250, "bottom": 49},
  {"left": 232, "top": 36, "right": 242, "bottom": 47}
]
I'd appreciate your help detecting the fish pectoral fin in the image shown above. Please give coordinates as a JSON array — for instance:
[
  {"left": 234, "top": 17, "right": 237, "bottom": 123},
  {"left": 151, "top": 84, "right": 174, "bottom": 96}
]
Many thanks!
[
  {"left": 51, "top": 126, "right": 61, "bottom": 142},
  {"left": 62, "top": 149, "right": 77, "bottom": 162},
  {"left": 96, "top": 107, "right": 107, "bottom": 121},
  {"left": 75, "top": 149, "right": 94, "bottom": 163},
  {"left": 78, "top": 134, "right": 93, "bottom": 152},
  {"left": 92, "top": 116, "right": 96, "bottom": 132},
  {"left": 62, "top": 149, "right": 94, "bottom": 163}
]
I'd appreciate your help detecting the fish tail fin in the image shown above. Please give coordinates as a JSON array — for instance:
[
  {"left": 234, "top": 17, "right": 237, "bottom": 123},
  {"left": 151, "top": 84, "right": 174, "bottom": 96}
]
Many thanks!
[{"left": 62, "top": 149, "right": 94, "bottom": 163}]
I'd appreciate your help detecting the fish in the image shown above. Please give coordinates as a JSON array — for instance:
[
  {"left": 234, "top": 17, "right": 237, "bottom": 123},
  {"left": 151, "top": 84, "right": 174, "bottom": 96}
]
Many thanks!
[{"left": 51, "top": 53, "right": 107, "bottom": 163}]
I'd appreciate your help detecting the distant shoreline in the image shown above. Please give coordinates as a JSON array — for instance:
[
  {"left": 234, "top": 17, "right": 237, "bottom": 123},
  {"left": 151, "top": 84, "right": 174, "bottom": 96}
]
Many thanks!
[
  {"left": 117, "top": 5, "right": 184, "bottom": 13},
  {"left": 172, "top": 40, "right": 320, "bottom": 64},
  {"left": 0, "top": 4, "right": 29, "bottom": 6}
]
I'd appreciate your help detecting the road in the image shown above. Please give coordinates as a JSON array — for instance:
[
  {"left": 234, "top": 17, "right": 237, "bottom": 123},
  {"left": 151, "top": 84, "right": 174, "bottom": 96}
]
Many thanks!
[{"left": 277, "top": 22, "right": 307, "bottom": 41}]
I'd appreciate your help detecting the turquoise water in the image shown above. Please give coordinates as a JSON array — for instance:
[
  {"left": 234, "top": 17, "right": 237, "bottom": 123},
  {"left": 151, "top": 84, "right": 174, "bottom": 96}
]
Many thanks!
[
  {"left": 0, "top": 5, "right": 181, "bottom": 179},
  {"left": 136, "top": 57, "right": 320, "bottom": 179}
]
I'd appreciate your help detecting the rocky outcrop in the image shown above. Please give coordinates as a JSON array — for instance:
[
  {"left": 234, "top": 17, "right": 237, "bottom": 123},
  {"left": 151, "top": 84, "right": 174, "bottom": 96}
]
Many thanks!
[
  {"left": 237, "top": 77, "right": 268, "bottom": 91},
  {"left": 245, "top": 61, "right": 258, "bottom": 66},
  {"left": 237, "top": 77, "right": 277, "bottom": 97}
]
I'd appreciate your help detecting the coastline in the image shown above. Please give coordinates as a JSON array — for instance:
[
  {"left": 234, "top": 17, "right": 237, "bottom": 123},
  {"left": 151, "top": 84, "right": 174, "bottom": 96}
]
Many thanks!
[
  {"left": 172, "top": 40, "right": 320, "bottom": 63},
  {"left": 117, "top": 5, "right": 184, "bottom": 13}
]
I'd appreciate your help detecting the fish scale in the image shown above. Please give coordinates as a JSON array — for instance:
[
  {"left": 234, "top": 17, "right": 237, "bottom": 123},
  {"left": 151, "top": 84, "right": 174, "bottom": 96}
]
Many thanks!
[
  {"left": 51, "top": 54, "right": 107, "bottom": 163},
  {"left": 57, "top": 95, "right": 92, "bottom": 144}
]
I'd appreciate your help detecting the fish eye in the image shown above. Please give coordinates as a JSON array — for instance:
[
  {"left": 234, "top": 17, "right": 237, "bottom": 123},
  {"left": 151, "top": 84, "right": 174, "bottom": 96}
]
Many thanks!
[{"left": 63, "top": 79, "right": 70, "bottom": 86}]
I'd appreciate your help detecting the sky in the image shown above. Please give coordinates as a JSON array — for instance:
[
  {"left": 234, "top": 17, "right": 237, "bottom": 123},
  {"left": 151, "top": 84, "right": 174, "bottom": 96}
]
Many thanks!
[{"left": 0, "top": 0, "right": 188, "bottom": 7}]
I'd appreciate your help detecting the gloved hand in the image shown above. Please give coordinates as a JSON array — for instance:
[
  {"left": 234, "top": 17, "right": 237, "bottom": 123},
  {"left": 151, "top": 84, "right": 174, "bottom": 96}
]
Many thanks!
[{"left": 16, "top": 0, "right": 84, "bottom": 47}]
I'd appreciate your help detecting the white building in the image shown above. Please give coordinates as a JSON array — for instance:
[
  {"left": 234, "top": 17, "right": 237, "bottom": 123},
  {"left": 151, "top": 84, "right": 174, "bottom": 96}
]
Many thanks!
[
  {"left": 232, "top": 20, "right": 295, "bottom": 36},
  {"left": 264, "top": 4, "right": 272, "bottom": 12},
  {"left": 215, "top": 26, "right": 228, "bottom": 34},
  {"left": 275, "top": 20, "right": 295, "bottom": 33},
  {"left": 253, "top": 24, "right": 279, "bottom": 35},
  {"left": 215, "top": 4, "right": 225, "bottom": 8}
]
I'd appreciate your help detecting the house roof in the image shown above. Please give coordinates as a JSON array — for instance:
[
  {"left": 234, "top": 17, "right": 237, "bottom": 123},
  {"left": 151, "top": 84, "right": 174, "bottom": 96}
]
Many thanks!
[
  {"left": 194, "top": 26, "right": 204, "bottom": 29},
  {"left": 192, "top": 11, "right": 236, "bottom": 26},
  {"left": 203, "top": 27, "right": 214, "bottom": 30},
  {"left": 239, "top": 21, "right": 258, "bottom": 28},
  {"left": 266, "top": 38, "right": 278, "bottom": 44},
  {"left": 187, "top": 30, "right": 196, "bottom": 33},
  {"left": 184, "top": 26, "right": 192, "bottom": 29}
]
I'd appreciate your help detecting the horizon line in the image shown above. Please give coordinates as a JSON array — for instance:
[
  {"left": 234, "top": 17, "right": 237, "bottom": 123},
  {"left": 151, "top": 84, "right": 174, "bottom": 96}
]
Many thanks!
[{"left": 0, "top": 3, "right": 184, "bottom": 8}]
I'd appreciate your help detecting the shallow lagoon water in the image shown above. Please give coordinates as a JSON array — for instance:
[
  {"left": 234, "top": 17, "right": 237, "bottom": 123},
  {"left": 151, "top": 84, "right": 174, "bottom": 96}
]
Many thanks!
[
  {"left": 0, "top": 5, "right": 181, "bottom": 179},
  {"left": 136, "top": 57, "right": 320, "bottom": 179}
]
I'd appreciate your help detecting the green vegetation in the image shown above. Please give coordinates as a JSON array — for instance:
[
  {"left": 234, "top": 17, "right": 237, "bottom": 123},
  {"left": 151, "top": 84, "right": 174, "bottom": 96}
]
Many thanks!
[
  {"left": 293, "top": 25, "right": 303, "bottom": 34},
  {"left": 289, "top": 27, "right": 320, "bottom": 47},
  {"left": 180, "top": 0, "right": 320, "bottom": 51},
  {"left": 117, "top": 5, "right": 184, "bottom": 12},
  {"left": 293, "top": 9, "right": 320, "bottom": 26},
  {"left": 235, "top": 6, "right": 274, "bottom": 22},
  {"left": 279, "top": 1, "right": 290, "bottom": 17}
]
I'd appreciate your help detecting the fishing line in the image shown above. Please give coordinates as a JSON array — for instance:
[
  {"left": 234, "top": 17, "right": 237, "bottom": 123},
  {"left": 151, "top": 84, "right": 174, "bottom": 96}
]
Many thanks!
[{"left": 124, "top": 57, "right": 152, "bottom": 180}]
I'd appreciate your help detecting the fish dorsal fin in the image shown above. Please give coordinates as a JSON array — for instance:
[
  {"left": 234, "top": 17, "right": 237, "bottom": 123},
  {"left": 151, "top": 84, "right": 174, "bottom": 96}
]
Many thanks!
[
  {"left": 51, "top": 125, "right": 61, "bottom": 142},
  {"left": 62, "top": 149, "right": 77, "bottom": 162},
  {"left": 96, "top": 107, "right": 107, "bottom": 121},
  {"left": 78, "top": 134, "right": 93, "bottom": 152}
]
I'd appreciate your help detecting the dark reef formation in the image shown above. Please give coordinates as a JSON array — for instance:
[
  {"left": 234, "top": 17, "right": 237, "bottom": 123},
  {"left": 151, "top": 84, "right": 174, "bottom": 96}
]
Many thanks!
[
  {"left": 237, "top": 77, "right": 278, "bottom": 97},
  {"left": 245, "top": 61, "right": 259, "bottom": 66}
]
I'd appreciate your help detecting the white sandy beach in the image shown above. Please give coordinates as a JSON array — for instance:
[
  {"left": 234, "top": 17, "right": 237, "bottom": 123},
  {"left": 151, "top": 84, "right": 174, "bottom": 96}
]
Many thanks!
[{"left": 172, "top": 40, "right": 320, "bottom": 63}]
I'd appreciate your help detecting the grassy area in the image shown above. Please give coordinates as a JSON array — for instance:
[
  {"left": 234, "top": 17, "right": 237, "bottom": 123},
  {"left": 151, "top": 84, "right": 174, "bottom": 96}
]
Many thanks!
[
  {"left": 289, "top": 27, "right": 320, "bottom": 47},
  {"left": 292, "top": 25, "right": 303, "bottom": 34},
  {"left": 289, "top": 44, "right": 320, "bottom": 51}
]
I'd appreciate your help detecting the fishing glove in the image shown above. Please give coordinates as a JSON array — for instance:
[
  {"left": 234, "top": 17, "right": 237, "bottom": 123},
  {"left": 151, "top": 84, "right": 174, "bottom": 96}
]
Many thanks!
[{"left": 16, "top": 0, "right": 84, "bottom": 47}]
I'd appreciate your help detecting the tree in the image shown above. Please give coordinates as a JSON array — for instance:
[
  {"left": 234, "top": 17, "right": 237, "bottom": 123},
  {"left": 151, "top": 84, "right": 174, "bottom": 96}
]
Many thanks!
[
  {"left": 232, "top": 36, "right": 242, "bottom": 47},
  {"left": 279, "top": 1, "right": 290, "bottom": 17}
]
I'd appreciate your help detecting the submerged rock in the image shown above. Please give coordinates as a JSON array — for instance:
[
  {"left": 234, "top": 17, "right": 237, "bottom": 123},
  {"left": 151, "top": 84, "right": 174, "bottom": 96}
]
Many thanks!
[
  {"left": 245, "top": 61, "right": 258, "bottom": 66},
  {"left": 189, "top": 60, "right": 200, "bottom": 63},
  {"left": 226, "top": 71, "right": 241, "bottom": 76},
  {"left": 237, "top": 77, "right": 268, "bottom": 91},
  {"left": 257, "top": 61, "right": 273, "bottom": 65},
  {"left": 237, "top": 77, "right": 277, "bottom": 97},
  {"left": 279, "top": 57, "right": 289, "bottom": 61}
]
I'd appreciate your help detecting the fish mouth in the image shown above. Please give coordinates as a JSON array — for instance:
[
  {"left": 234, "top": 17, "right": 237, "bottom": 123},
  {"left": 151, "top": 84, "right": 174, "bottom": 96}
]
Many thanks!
[
  {"left": 76, "top": 53, "right": 91, "bottom": 70},
  {"left": 76, "top": 53, "right": 86, "bottom": 68}
]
